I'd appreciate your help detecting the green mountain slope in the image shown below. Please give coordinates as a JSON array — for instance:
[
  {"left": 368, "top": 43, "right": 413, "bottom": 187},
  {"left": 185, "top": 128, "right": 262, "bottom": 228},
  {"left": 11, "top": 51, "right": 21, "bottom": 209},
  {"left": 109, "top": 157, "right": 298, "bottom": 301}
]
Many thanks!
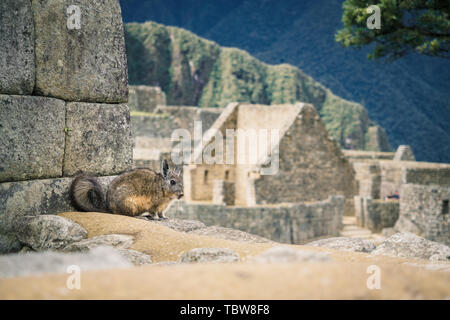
[
  {"left": 125, "top": 21, "right": 391, "bottom": 151},
  {"left": 119, "top": 0, "right": 450, "bottom": 163}
]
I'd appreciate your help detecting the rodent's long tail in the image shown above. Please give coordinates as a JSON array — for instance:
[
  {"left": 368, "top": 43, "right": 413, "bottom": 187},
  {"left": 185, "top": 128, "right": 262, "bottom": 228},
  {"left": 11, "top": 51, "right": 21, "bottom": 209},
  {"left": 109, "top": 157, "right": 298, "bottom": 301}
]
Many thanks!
[{"left": 69, "top": 174, "right": 108, "bottom": 212}]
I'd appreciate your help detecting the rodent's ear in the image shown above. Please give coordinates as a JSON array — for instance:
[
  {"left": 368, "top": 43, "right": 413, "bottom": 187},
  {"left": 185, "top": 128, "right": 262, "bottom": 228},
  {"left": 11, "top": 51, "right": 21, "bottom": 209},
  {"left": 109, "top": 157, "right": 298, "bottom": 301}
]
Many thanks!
[
  {"left": 174, "top": 167, "right": 181, "bottom": 176},
  {"left": 161, "top": 159, "right": 169, "bottom": 178}
]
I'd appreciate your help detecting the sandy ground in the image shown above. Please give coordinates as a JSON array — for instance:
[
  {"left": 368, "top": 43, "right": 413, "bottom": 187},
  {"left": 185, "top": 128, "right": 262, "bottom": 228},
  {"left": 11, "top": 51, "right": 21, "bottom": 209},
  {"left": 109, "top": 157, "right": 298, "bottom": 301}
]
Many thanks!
[{"left": 0, "top": 212, "right": 449, "bottom": 299}]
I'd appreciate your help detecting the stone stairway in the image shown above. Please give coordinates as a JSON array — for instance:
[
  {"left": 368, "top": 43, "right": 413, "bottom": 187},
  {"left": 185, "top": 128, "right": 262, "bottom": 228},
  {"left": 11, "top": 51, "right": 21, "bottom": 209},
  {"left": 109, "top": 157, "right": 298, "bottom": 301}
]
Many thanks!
[{"left": 340, "top": 216, "right": 385, "bottom": 244}]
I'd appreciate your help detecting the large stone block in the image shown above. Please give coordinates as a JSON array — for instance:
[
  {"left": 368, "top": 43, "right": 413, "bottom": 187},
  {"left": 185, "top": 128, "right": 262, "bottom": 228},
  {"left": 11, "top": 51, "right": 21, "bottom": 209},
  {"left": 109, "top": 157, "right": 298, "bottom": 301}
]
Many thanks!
[
  {"left": 64, "top": 102, "right": 132, "bottom": 176},
  {"left": 0, "top": 176, "right": 116, "bottom": 244},
  {"left": 32, "top": 0, "right": 128, "bottom": 103},
  {"left": 14, "top": 215, "right": 88, "bottom": 251},
  {"left": 0, "top": 0, "right": 35, "bottom": 95},
  {"left": 0, "top": 95, "right": 65, "bottom": 182}
]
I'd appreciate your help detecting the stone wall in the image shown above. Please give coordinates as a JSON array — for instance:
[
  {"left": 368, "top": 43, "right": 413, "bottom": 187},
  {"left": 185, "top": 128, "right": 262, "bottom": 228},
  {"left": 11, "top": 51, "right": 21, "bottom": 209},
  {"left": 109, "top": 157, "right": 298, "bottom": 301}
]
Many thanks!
[
  {"left": 252, "top": 104, "right": 357, "bottom": 205},
  {"left": 165, "top": 196, "right": 344, "bottom": 244},
  {"left": 393, "top": 145, "right": 415, "bottom": 161},
  {"left": 128, "top": 85, "right": 166, "bottom": 112},
  {"left": 184, "top": 164, "right": 235, "bottom": 201},
  {"left": 350, "top": 148, "right": 450, "bottom": 238},
  {"left": 352, "top": 162, "right": 381, "bottom": 198},
  {"left": 343, "top": 150, "right": 395, "bottom": 161},
  {"left": 396, "top": 184, "right": 450, "bottom": 245},
  {"left": 131, "top": 106, "right": 222, "bottom": 168},
  {"left": 185, "top": 103, "right": 357, "bottom": 208},
  {"left": 0, "top": 0, "right": 35, "bottom": 95},
  {"left": 365, "top": 125, "right": 392, "bottom": 152},
  {"left": 131, "top": 106, "right": 222, "bottom": 138},
  {"left": 354, "top": 197, "right": 399, "bottom": 233},
  {"left": 403, "top": 167, "right": 450, "bottom": 186},
  {"left": 350, "top": 152, "right": 450, "bottom": 200},
  {"left": 0, "top": 0, "right": 131, "bottom": 253},
  {"left": 32, "top": 0, "right": 128, "bottom": 103},
  {"left": 212, "top": 180, "right": 235, "bottom": 206}
]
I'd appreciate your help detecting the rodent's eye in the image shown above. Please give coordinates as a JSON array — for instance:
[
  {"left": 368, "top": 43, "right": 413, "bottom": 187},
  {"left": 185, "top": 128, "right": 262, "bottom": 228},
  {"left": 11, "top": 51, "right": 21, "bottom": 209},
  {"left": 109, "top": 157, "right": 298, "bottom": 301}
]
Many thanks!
[{"left": 170, "top": 179, "right": 176, "bottom": 185}]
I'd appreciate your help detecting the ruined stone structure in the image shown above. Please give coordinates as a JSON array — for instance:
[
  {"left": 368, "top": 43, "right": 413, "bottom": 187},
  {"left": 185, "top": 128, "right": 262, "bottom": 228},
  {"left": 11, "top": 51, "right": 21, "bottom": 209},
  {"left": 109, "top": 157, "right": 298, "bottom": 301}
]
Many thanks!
[
  {"left": 128, "top": 85, "right": 166, "bottom": 113},
  {"left": 0, "top": 0, "right": 132, "bottom": 253},
  {"left": 347, "top": 146, "right": 450, "bottom": 243},
  {"left": 393, "top": 145, "right": 415, "bottom": 161},
  {"left": 183, "top": 102, "right": 356, "bottom": 208},
  {"left": 165, "top": 196, "right": 344, "bottom": 244},
  {"left": 354, "top": 197, "right": 399, "bottom": 233},
  {"left": 364, "top": 126, "right": 392, "bottom": 152},
  {"left": 398, "top": 184, "right": 449, "bottom": 245},
  {"left": 132, "top": 105, "right": 222, "bottom": 170}
]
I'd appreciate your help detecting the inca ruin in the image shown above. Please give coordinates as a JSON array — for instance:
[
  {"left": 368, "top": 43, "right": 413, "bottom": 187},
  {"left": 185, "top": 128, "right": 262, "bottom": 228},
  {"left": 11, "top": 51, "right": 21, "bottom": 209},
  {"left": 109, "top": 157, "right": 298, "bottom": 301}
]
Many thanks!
[{"left": 0, "top": 0, "right": 449, "bottom": 302}]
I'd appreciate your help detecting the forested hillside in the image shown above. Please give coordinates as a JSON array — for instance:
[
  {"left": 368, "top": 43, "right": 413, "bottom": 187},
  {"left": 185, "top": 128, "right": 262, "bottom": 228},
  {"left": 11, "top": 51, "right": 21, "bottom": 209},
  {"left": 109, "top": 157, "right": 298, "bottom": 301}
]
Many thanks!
[
  {"left": 119, "top": 0, "right": 450, "bottom": 162},
  {"left": 125, "top": 21, "right": 391, "bottom": 151}
]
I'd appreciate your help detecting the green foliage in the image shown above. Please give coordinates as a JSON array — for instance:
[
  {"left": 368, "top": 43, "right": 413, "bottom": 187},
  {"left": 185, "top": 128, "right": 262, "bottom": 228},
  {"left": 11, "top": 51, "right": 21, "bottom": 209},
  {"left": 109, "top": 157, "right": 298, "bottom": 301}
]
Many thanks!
[
  {"left": 336, "top": 0, "right": 450, "bottom": 60},
  {"left": 125, "top": 21, "right": 392, "bottom": 151},
  {"left": 125, "top": 22, "right": 172, "bottom": 90}
]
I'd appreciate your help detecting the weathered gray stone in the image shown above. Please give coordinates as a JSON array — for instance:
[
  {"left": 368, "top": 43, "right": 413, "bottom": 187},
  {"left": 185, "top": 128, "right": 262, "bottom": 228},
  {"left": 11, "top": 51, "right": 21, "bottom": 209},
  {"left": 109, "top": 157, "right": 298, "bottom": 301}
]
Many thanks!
[
  {"left": 166, "top": 196, "right": 344, "bottom": 244},
  {"left": 382, "top": 227, "right": 396, "bottom": 237},
  {"left": 128, "top": 86, "right": 166, "bottom": 112},
  {"left": 189, "top": 226, "right": 273, "bottom": 243},
  {"left": 250, "top": 246, "right": 331, "bottom": 263},
  {"left": 0, "top": 246, "right": 132, "bottom": 278},
  {"left": 0, "top": 176, "right": 116, "bottom": 232},
  {"left": 64, "top": 102, "right": 132, "bottom": 176},
  {"left": 14, "top": 215, "right": 88, "bottom": 251},
  {"left": 371, "top": 232, "right": 450, "bottom": 261},
  {"left": 393, "top": 145, "right": 415, "bottom": 161},
  {"left": 397, "top": 184, "right": 450, "bottom": 245},
  {"left": 0, "top": 95, "right": 65, "bottom": 182},
  {"left": 180, "top": 248, "right": 240, "bottom": 263},
  {"left": 118, "top": 249, "right": 152, "bottom": 265},
  {"left": 364, "top": 199, "right": 399, "bottom": 233},
  {"left": 212, "top": 180, "right": 235, "bottom": 206},
  {"left": 32, "top": 0, "right": 128, "bottom": 103},
  {"left": 63, "top": 234, "right": 134, "bottom": 252},
  {"left": 148, "top": 218, "right": 206, "bottom": 233},
  {"left": 0, "top": 0, "right": 35, "bottom": 94},
  {"left": 394, "top": 215, "right": 423, "bottom": 235},
  {"left": 0, "top": 234, "right": 22, "bottom": 254},
  {"left": 306, "top": 237, "right": 376, "bottom": 253},
  {"left": 131, "top": 105, "right": 222, "bottom": 138}
]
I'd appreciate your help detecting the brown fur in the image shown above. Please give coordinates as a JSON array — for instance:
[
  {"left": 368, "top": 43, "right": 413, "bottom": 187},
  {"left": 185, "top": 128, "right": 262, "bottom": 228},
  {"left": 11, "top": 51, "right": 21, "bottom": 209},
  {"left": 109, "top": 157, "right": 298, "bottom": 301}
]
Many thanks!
[{"left": 70, "top": 160, "right": 183, "bottom": 218}]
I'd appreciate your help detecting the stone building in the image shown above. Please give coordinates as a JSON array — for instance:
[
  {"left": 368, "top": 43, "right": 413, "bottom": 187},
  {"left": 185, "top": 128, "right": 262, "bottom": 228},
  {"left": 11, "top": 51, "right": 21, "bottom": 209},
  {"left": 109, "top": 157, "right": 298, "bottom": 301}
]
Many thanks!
[
  {"left": 348, "top": 146, "right": 450, "bottom": 244},
  {"left": 128, "top": 85, "right": 166, "bottom": 113},
  {"left": 183, "top": 102, "right": 357, "bottom": 208},
  {"left": 0, "top": 0, "right": 132, "bottom": 253},
  {"left": 131, "top": 105, "right": 222, "bottom": 169}
]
